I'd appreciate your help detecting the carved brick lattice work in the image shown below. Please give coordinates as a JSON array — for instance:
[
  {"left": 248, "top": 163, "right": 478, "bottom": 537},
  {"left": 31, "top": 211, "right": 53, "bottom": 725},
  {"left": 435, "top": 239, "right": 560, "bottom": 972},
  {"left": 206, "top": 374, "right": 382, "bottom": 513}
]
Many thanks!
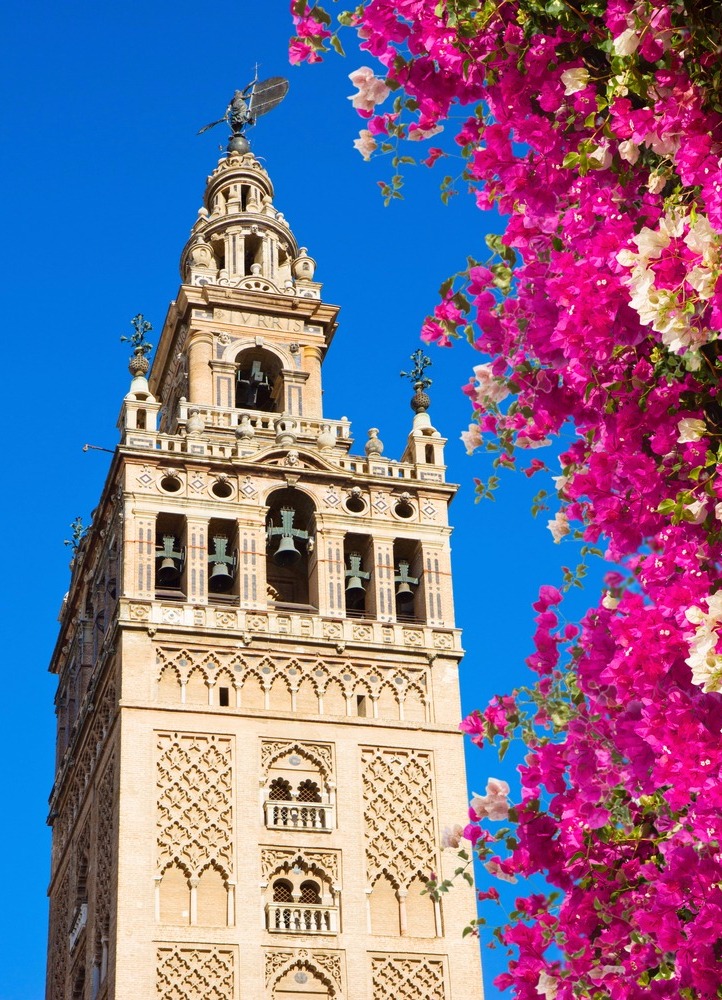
[
  {"left": 156, "top": 733, "right": 233, "bottom": 877},
  {"left": 53, "top": 677, "right": 117, "bottom": 865},
  {"left": 95, "top": 750, "right": 116, "bottom": 942},
  {"left": 155, "top": 647, "right": 428, "bottom": 720},
  {"left": 156, "top": 946, "right": 234, "bottom": 1000},
  {"left": 371, "top": 955, "right": 446, "bottom": 1000},
  {"left": 48, "top": 869, "right": 70, "bottom": 1000},
  {"left": 362, "top": 749, "right": 435, "bottom": 888}
]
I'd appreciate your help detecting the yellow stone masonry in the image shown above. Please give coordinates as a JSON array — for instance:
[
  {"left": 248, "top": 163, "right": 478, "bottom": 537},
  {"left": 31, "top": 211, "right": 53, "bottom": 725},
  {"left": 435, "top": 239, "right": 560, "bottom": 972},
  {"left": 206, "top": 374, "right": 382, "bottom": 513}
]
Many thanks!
[{"left": 45, "top": 148, "right": 483, "bottom": 1000}]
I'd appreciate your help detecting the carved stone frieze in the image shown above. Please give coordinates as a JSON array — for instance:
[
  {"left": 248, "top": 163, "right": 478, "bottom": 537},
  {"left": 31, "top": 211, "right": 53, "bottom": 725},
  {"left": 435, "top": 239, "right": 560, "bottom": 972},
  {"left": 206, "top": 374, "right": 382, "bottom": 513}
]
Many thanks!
[{"left": 362, "top": 749, "right": 435, "bottom": 889}]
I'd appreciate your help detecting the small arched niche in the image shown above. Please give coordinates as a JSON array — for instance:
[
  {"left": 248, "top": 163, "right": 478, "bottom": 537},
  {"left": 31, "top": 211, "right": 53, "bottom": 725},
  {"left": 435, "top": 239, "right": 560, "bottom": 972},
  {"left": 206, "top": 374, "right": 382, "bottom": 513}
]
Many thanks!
[
  {"left": 235, "top": 347, "right": 283, "bottom": 412},
  {"left": 266, "top": 488, "right": 317, "bottom": 610}
]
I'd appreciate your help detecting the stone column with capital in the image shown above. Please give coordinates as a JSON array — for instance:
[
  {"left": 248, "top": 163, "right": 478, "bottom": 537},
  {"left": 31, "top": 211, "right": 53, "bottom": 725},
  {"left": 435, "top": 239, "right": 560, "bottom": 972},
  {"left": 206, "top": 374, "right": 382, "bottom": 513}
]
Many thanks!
[{"left": 186, "top": 328, "right": 214, "bottom": 406}]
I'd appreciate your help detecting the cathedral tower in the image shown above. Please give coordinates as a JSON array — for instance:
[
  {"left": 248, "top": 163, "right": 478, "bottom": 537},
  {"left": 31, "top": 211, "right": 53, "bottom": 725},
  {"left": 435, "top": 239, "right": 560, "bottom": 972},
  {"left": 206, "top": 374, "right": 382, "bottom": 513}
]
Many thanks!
[{"left": 46, "top": 138, "right": 483, "bottom": 1000}]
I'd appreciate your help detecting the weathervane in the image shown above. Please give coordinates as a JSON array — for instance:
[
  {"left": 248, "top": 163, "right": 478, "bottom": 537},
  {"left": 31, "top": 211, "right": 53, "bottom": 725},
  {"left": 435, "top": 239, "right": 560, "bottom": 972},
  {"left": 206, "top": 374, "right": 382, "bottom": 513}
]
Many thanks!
[{"left": 198, "top": 71, "right": 290, "bottom": 154}]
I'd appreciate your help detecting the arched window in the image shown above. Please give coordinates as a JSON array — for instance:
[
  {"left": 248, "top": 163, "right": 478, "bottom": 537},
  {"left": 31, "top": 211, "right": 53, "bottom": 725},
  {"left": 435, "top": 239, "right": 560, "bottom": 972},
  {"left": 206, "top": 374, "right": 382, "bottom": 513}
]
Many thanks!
[
  {"left": 299, "top": 881, "right": 321, "bottom": 905},
  {"left": 269, "top": 777, "right": 293, "bottom": 801},
  {"left": 273, "top": 879, "right": 294, "bottom": 903},
  {"left": 266, "top": 489, "right": 317, "bottom": 609},
  {"left": 235, "top": 347, "right": 283, "bottom": 411},
  {"left": 297, "top": 779, "right": 321, "bottom": 803}
]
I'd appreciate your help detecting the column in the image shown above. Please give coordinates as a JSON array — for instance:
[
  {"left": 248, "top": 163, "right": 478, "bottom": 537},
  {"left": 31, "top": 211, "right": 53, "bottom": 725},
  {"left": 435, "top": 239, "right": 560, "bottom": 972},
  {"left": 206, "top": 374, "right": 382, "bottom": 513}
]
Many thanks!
[
  {"left": 186, "top": 327, "right": 214, "bottom": 406},
  {"left": 185, "top": 517, "right": 208, "bottom": 605},
  {"left": 371, "top": 538, "right": 395, "bottom": 622}
]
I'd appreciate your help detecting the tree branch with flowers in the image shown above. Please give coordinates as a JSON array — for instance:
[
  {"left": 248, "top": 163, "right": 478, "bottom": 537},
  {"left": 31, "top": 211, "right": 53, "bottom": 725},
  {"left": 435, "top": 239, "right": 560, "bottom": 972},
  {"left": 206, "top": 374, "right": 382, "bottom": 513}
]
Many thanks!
[{"left": 291, "top": 1, "right": 722, "bottom": 997}]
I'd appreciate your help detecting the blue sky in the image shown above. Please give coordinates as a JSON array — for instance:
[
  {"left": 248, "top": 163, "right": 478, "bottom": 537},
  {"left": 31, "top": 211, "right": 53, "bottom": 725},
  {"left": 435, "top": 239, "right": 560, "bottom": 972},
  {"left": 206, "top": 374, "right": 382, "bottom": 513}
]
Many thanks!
[{"left": 1, "top": 4, "right": 603, "bottom": 997}]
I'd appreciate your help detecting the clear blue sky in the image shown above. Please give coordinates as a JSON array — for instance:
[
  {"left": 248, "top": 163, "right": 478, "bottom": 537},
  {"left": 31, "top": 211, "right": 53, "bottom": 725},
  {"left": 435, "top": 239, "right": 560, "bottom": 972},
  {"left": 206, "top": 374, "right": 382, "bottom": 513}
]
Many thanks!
[{"left": 1, "top": 4, "right": 600, "bottom": 997}]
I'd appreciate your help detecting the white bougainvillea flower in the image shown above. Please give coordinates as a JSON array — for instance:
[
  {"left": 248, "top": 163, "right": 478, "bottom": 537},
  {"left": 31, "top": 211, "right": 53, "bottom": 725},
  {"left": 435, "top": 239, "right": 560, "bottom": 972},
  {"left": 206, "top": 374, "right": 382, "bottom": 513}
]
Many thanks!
[
  {"left": 536, "top": 971, "right": 559, "bottom": 999},
  {"left": 348, "top": 66, "right": 390, "bottom": 112},
  {"left": 547, "top": 510, "right": 570, "bottom": 543},
  {"left": 353, "top": 129, "right": 377, "bottom": 161},
  {"left": 560, "top": 67, "right": 589, "bottom": 95},
  {"left": 685, "top": 593, "right": 722, "bottom": 693},
  {"left": 613, "top": 28, "right": 640, "bottom": 56},
  {"left": 677, "top": 418, "right": 707, "bottom": 443},
  {"left": 460, "top": 423, "right": 482, "bottom": 455}
]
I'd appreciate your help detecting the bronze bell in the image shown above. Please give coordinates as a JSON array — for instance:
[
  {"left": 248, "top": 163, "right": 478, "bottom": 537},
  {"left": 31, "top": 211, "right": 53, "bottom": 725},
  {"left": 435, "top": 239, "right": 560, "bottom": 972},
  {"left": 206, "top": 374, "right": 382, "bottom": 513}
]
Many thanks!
[
  {"left": 156, "top": 535, "right": 183, "bottom": 587},
  {"left": 345, "top": 552, "right": 370, "bottom": 607},
  {"left": 394, "top": 560, "right": 418, "bottom": 606},
  {"left": 273, "top": 534, "right": 302, "bottom": 568},
  {"left": 267, "top": 507, "right": 309, "bottom": 568},
  {"left": 209, "top": 535, "right": 236, "bottom": 593}
]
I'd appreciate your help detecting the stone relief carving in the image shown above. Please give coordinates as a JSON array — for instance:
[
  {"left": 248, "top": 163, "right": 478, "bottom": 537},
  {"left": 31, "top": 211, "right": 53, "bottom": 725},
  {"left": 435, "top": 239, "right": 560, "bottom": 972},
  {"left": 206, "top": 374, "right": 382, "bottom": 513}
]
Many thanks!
[
  {"left": 48, "top": 868, "right": 70, "bottom": 1000},
  {"left": 154, "top": 647, "right": 429, "bottom": 722},
  {"left": 156, "top": 733, "right": 233, "bottom": 878},
  {"left": 156, "top": 946, "right": 234, "bottom": 1000},
  {"left": 95, "top": 751, "right": 116, "bottom": 946},
  {"left": 260, "top": 739, "right": 334, "bottom": 782},
  {"left": 371, "top": 955, "right": 446, "bottom": 1000},
  {"left": 261, "top": 848, "right": 340, "bottom": 885},
  {"left": 265, "top": 949, "right": 343, "bottom": 995},
  {"left": 53, "top": 676, "right": 117, "bottom": 861},
  {"left": 362, "top": 749, "right": 436, "bottom": 889}
]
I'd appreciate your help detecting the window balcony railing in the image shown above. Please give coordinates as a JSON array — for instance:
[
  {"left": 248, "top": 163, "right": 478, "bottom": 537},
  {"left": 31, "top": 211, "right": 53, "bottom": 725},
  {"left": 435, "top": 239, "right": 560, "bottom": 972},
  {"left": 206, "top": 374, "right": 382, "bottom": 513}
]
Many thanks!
[
  {"left": 68, "top": 902, "right": 88, "bottom": 952},
  {"left": 264, "top": 799, "right": 334, "bottom": 832},
  {"left": 266, "top": 902, "right": 338, "bottom": 934}
]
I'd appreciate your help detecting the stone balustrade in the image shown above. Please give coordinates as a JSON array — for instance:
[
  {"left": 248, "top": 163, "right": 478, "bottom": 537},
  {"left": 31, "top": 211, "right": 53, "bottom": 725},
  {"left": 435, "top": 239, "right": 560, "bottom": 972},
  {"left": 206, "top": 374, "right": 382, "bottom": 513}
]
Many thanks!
[
  {"left": 266, "top": 903, "right": 338, "bottom": 934},
  {"left": 264, "top": 799, "right": 334, "bottom": 832}
]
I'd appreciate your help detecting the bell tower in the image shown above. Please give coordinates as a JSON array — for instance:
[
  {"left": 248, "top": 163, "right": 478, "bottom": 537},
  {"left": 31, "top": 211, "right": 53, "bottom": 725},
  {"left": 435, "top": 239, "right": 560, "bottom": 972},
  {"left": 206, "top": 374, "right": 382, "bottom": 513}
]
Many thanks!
[{"left": 46, "top": 133, "right": 483, "bottom": 1000}]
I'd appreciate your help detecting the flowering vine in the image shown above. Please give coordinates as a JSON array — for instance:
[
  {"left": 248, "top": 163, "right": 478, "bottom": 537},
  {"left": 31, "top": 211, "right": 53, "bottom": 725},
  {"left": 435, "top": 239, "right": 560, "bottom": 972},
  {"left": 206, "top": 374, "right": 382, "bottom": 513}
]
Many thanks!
[{"left": 291, "top": 1, "right": 722, "bottom": 997}]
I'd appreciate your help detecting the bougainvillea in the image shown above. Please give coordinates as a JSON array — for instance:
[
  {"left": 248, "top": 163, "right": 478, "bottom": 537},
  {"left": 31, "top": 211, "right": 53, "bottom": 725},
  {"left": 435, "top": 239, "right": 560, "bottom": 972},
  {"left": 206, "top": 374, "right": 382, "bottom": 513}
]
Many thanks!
[{"left": 291, "top": 2, "right": 722, "bottom": 997}]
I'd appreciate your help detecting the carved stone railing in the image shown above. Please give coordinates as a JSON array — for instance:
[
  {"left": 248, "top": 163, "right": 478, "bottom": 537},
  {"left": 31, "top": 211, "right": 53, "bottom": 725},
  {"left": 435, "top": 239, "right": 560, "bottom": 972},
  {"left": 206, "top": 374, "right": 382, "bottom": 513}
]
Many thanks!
[
  {"left": 68, "top": 902, "right": 88, "bottom": 951},
  {"left": 266, "top": 902, "right": 338, "bottom": 934},
  {"left": 120, "top": 599, "right": 461, "bottom": 655},
  {"left": 264, "top": 799, "right": 334, "bottom": 832}
]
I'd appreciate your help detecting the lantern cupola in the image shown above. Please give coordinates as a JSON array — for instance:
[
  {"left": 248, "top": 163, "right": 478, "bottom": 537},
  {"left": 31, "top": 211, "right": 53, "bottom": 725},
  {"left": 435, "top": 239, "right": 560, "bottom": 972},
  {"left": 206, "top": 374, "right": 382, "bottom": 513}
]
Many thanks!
[{"left": 180, "top": 152, "right": 320, "bottom": 300}]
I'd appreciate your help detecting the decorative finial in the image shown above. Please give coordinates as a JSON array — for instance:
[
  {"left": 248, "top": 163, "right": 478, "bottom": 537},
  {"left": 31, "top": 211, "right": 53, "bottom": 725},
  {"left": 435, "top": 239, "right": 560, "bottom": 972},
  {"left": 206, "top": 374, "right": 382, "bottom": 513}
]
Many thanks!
[
  {"left": 121, "top": 313, "right": 154, "bottom": 377},
  {"left": 197, "top": 75, "right": 290, "bottom": 154},
  {"left": 400, "top": 348, "right": 433, "bottom": 413}
]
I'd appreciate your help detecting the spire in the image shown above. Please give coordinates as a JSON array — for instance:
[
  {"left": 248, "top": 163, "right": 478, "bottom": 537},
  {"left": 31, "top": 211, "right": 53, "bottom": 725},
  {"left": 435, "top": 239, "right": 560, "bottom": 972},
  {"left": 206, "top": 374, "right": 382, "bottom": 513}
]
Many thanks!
[{"left": 183, "top": 77, "right": 318, "bottom": 298}]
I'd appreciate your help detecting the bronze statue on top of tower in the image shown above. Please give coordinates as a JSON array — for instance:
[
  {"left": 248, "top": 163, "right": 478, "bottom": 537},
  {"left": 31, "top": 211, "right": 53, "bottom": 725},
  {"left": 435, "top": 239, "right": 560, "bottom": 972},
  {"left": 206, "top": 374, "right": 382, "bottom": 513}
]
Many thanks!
[{"left": 198, "top": 75, "right": 290, "bottom": 153}]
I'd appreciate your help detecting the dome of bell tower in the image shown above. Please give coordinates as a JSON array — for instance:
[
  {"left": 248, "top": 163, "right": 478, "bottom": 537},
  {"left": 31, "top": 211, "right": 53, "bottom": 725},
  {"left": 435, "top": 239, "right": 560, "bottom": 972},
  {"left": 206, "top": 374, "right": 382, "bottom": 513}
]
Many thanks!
[{"left": 180, "top": 151, "right": 319, "bottom": 299}]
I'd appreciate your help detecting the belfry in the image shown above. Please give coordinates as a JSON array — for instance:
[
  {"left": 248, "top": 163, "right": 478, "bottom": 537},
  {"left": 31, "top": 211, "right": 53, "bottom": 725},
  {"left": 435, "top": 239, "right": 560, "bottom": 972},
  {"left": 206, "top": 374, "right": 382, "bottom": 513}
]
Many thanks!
[{"left": 46, "top": 93, "right": 483, "bottom": 1000}]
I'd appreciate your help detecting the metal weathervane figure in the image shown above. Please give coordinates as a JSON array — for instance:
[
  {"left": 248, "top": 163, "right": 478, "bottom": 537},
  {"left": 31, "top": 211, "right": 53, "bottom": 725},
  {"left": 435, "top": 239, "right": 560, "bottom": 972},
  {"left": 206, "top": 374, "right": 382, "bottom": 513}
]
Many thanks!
[{"left": 198, "top": 72, "right": 290, "bottom": 154}]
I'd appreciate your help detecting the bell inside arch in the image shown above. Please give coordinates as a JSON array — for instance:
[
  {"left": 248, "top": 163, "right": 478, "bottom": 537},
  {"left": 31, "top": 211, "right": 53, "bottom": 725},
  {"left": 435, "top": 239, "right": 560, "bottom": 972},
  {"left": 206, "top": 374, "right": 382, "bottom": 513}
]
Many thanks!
[
  {"left": 267, "top": 507, "right": 308, "bottom": 568},
  {"left": 208, "top": 535, "right": 236, "bottom": 593},
  {"left": 394, "top": 560, "right": 418, "bottom": 607},
  {"left": 156, "top": 535, "right": 184, "bottom": 587},
  {"left": 345, "top": 552, "right": 369, "bottom": 608},
  {"left": 273, "top": 534, "right": 301, "bottom": 568}
]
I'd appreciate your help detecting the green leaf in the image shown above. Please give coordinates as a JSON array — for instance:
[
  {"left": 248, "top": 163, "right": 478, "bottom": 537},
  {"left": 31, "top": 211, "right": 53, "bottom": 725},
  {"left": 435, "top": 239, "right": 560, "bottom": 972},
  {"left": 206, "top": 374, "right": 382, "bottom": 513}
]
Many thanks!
[{"left": 329, "top": 33, "right": 345, "bottom": 56}]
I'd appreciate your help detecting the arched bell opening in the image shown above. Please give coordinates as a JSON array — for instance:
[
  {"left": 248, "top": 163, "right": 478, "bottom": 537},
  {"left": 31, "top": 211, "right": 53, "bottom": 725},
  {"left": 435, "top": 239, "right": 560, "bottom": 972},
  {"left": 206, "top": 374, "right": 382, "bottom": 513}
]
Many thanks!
[
  {"left": 243, "top": 233, "right": 264, "bottom": 276},
  {"left": 155, "top": 514, "right": 186, "bottom": 599},
  {"left": 235, "top": 347, "right": 283, "bottom": 412},
  {"left": 207, "top": 517, "right": 238, "bottom": 603},
  {"left": 343, "top": 534, "right": 373, "bottom": 619},
  {"left": 393, "top": 539, "right": 423, "bottom": 623},
  {"left": 266, "top": 489, "right": 317, "bottom": 610}
]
